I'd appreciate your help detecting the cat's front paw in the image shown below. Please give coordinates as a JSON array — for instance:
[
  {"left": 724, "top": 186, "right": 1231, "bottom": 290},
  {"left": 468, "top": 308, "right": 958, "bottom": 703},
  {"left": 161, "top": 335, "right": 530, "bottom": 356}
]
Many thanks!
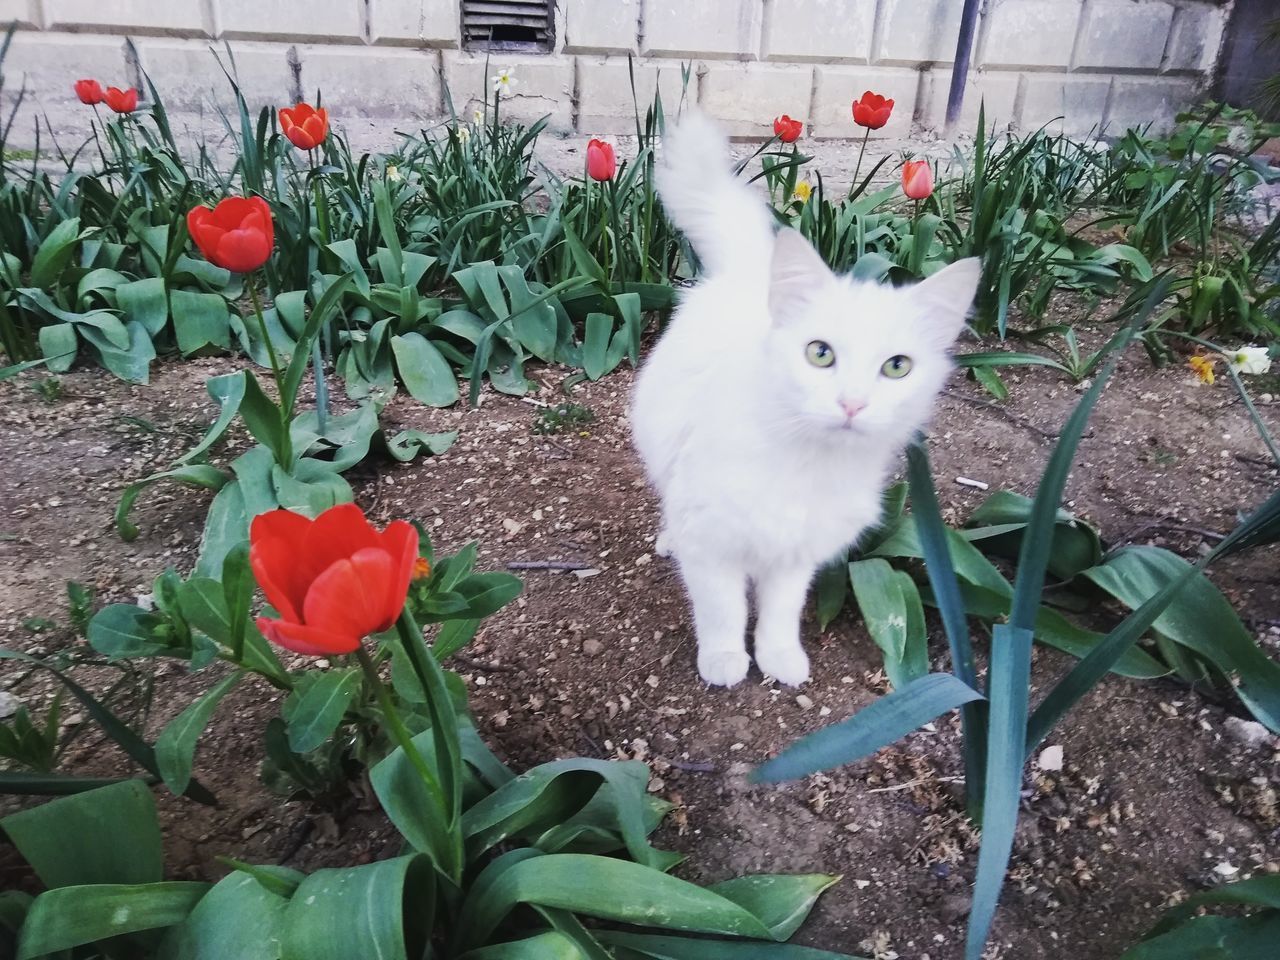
[
  {"left": 755, "top": 644, "right": 810, "bottom": 687},
  {"left": 698, "top": 649, "right": 750, "bottom": 687},
  {"left": 654, "top": 529, "right": 673, "bottom": 558}
]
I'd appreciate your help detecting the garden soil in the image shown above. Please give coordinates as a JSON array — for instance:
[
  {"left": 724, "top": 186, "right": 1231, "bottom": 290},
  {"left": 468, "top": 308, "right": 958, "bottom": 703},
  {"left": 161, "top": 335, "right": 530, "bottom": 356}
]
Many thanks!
[{"left": 1, "top": 324, "right": 1278, "bottom": 960}]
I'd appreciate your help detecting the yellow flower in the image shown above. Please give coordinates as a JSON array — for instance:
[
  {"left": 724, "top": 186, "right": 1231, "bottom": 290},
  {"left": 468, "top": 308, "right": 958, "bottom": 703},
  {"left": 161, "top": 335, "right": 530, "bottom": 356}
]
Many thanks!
[
  {"left": 457, "top": 124, "right": 471, "bottom": 143},
  {"left": 386, "top": 164, "right": 401, "bottom": 182},
  {"left": 473, "top": 107, "right": 485, "bottom": 126},
  {"left": 793, "top": 180, "right": 813, "bottom": 204},
  {"left": 1188, "top": 354, "right": 1215, "bottom": 385}
]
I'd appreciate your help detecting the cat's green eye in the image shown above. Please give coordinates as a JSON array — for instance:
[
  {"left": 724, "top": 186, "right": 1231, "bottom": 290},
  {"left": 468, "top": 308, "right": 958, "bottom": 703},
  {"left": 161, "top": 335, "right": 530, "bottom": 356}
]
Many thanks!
[
  {"left": 805, "top": 340, "right": 835, "bottom": 368},
  {"left": 881, "top": 355, "right": 912, "bottom": 379}
]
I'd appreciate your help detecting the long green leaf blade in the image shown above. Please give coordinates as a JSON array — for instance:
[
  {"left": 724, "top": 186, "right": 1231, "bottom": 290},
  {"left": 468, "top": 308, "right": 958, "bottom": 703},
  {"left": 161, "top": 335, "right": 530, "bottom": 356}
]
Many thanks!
[{"left": 752, "top": 674, "right": 983, "bottom": 784}]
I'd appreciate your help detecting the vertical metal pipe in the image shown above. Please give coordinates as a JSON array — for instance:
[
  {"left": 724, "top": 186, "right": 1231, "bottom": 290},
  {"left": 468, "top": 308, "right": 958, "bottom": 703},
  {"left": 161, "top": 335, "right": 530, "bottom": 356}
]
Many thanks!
[{"left": 946, "top": 0, "right": 984, "bottom": 133}]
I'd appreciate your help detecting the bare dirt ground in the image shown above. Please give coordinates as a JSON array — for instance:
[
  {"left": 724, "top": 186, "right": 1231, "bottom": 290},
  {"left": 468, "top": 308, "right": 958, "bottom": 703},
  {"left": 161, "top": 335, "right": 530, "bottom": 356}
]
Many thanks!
[{"left": 2, "top": 324, "right": 1279, "bottom": 959}]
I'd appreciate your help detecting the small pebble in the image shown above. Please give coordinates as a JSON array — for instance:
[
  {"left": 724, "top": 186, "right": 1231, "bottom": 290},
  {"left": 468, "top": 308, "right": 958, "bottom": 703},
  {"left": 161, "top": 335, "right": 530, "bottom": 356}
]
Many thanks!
[
  {"left": 1038, "top": 744, "right": 1065, "bottom": 771},
  {"left": 0, "top": 692, "right": 21, "bottom": 719},
  {"left": 1223, "top": 716, "right": 1272, "bottom": 749}
]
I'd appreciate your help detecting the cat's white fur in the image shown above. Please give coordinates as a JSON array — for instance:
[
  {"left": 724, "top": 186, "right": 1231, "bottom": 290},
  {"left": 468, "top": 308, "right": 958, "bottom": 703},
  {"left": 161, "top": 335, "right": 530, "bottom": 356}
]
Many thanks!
[{"left": 630, "top": 113, "right": 980, "bottom": 688}]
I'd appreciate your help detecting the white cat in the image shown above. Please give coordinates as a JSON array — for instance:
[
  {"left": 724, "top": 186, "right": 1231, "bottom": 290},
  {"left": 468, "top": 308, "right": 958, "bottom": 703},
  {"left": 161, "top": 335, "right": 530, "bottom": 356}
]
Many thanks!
[{"left": 630, "top": 113, "right": 980, "bottom": 688}]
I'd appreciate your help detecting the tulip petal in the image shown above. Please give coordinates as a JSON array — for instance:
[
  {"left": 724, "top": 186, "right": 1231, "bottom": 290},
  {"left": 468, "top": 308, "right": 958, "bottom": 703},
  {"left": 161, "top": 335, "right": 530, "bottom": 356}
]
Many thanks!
[
  {"left": 303, "top": 548, "right": 398, "bottom": 641},
  {"left": 249, "top": 509, "right": 316, "bottom": 621},
  {"left": 213, "top": 227, "right": 273, "bottom": 274},
  {"left": 257, "top": 617, "right": 360, "bottom": 657},
  {"left": 377, "top": 520, "right": 420, "bottom": 629}
]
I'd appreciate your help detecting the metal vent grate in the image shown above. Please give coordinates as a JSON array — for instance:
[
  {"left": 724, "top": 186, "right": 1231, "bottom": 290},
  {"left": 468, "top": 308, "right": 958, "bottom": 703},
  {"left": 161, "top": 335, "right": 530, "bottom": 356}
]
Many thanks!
[{"left": 462, "top": 1, "right": 555, "bottom": 53}]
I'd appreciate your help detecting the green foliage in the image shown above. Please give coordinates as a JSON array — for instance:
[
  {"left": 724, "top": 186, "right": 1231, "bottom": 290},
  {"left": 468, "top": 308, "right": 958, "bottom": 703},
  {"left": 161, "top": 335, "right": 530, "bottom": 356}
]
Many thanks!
[
  {"left": 759, "top": 278, "right": 1280, "bottom": 960},
  {"left": 1121, "top": 874, "right": 1280, "bottom": 959},
  {"left": 3, "top": 533, "right": 858, "bottom": 959},
  {"left": 533, "top": 402, "right": 595, "bottom": 435}
]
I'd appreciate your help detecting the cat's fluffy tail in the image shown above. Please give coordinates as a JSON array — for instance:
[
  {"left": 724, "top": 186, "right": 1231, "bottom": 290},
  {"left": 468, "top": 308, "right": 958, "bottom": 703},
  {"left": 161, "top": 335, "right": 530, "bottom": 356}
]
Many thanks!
[{"left": 657, "top": 112, "right": 775, "bottom": 277}]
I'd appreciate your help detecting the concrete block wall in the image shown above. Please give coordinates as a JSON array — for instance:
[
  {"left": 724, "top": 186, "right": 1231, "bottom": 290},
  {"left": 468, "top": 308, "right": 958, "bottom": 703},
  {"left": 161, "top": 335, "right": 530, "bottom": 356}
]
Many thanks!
[{"left": 0, "top": 0, "right": 1234, "bottom": 139}]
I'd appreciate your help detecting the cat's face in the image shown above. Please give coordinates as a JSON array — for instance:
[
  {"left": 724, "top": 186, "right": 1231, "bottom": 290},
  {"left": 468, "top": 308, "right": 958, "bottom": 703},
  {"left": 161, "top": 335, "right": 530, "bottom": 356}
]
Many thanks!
[{"left": 762, "top": 231, "right": 980, "bottom": 438}]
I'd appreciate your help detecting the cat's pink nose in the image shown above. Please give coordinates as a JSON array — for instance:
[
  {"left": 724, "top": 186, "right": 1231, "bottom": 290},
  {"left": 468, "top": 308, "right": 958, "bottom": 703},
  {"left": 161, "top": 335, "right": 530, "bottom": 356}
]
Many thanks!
[{"left": 839, "top": 398, "right": 865, "bottom": 420}]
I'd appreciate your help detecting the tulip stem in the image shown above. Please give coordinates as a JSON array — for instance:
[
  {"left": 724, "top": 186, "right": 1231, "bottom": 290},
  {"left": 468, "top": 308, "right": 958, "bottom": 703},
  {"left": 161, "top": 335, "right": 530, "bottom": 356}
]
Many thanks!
[
  {"left": 852, "top": 128, "right": 871, "bottom": 189},
  {"left": 246, "top": 273, "right": 285, "bottom": 398},
  {"left": 355, "top": 645, "right": 449, "bottom": 811}
]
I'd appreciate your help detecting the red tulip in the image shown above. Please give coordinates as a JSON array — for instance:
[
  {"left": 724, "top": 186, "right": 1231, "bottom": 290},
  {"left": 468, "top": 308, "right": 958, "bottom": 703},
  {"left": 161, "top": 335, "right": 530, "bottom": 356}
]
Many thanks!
[
  {"left": 74, "top": 79, "right": 104, "bottom": 105},
  {"left": 250, "top": 504, "right": 420, "bottom": 657},
  {"left": 186, "top": 196, "right": 275, "bottom": 274},
  {"left": 103, "top": 86, "right": 138, "bottom": 114},
  {"left": 586, "top": 138, "right": 616, "bottom": 181},
  {"left": 773, "top": 114, "right": 803, "bottom": 143},
  {"left": 279, "top": 102, "right": 329, "bottom": 151},
  {"left": 902, "top": 160, "right": 934, "bottom": 200},
  {"left": 852, "top": 91, "right": 894, "bottom": 131}
]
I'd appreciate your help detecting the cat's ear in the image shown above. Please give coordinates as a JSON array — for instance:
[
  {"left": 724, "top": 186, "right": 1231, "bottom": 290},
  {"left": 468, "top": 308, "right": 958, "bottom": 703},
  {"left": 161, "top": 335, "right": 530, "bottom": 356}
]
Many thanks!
[
  {"left": 911, "top": 257, "right": 981, "bottom": 345},
  {"left": 769, "top": 229, "right": 831, "bottom": 324}
]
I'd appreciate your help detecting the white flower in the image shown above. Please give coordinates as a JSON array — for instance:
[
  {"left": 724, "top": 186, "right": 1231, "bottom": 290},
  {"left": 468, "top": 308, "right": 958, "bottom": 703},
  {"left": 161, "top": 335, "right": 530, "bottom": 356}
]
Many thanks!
[
  {"left": 473, "top": 107, "right": 485, "bottom": 125},
  {"left": 1227, "top": 345, "right": 1273, "bottom": 376},
  {"left": 386, "top": 164, "right": 402, "bottom": 182},
  {"left": 491, "top": 69, "right": 518, "bottom": 97}
]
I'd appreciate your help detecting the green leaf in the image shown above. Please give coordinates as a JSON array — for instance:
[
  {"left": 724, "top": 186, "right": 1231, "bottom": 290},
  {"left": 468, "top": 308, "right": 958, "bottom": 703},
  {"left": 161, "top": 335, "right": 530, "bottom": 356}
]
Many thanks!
[
  {"left": 752, "top": 673, "right": 983, "bottom": 784},
  {"left": 284, "top": 668, "right": 361, "bottom": 754},
  {"left": 1120, "top": 913, "right": 1280, "bottom": 960},
  {"left": 600, "top": 932, "right": 869, "bottom": 959},
  {"left": 29, "top": 217, "right": 82, "bottom": 288},
  {"left": 281, "top": 272, "right": 356, "bottom": 416},
  {"left": 116, "top": 463, "right": 229, "bottom": 542},
  {"left": 0, "top": 780, "right": 163, "bottom": 888},
  {"left": 1147, "top": 874, "right": 1280, "bottom": 937},
  {"left": 848, "top": 558, "right": 928, "bottom": 689},
  {"left": 813, "top": 558, "right": 849, "bottom": 631},
  {"left": 581, "top": 312, "right": 614, "bottom": 381},
  {"left": 84, "top": 319, "right": 156, "bottom": 384},
  {"left": 464, "top": 932, "right": 593, "bottom": 959},
  {"left": 501, "top": 266, "right": 559, "bottom": 362},
  {"left": 708, "top": 874, "right": 840, "bottom": 942},
  {"left": 87, "top": 603, "right": 170, "bottom": 659},
  {"left": 175, "top": 372, "right": 248, "bottom": 465},
  {"left": 462, "top": 758, "right": 681, "bottom": 871},
  {"left": 970, "top": 364, "right": 1009, "bottom": 399},
  {"left": 369, "top": 728, "right": 474, "bottom": 870},
  {"left": 116, "top": 277, "right": 169, "bottom": 336},
  {"left": 966, "top": 625, "right": 1035, "bottom": 960},
  {"left": 170, "top": 288, "right": 232, "bottom": 355},
  {"left": 0, "top": 771, "right": 132, "bottom": 796},
  {"left": 38, "top": 322, "right": 78, "bottom": 372},
  {"left": 383, "top": 428, "right": 458, "bottom": 462},
  {"left": 222, "top": 541, "right": 254, "bottom": 662},
  {"left": 279, "top": 856, "right": 433, "bottom": 960},
  {"left": 965, "top": 490, "right": 1102, "bottom": 581},
  {"left": 239, "top": 371, "right": 290, "bottom": 464},
  {"left": 156, "top": 871, "right": 288, "bottom": 960},
  {"left": 391, "top": 331, "right": 460, "bottom": 406},
  {"left": 455, "top": 853, "right": 836, "bottom": 951},
  {"left": 155, "top": 671, "right": 243, "bottom": 795},
  {"left": 0, "top": 650, "right": 214, "bottom": 803},
  {"left": 271, "top": 461, "right": 351, "bottom": 516},
  {"left": 1081, "top": 547, "right": 1280, "bottom": 730},
  {"left": 452, "top": 571, "right": 524, "bottom": 620},
  {"left": 434, "top": 618, "right": 480, "bottom": 659},
  {"left": 17, "top": 882, "right": 209, "bottom": 958}
]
